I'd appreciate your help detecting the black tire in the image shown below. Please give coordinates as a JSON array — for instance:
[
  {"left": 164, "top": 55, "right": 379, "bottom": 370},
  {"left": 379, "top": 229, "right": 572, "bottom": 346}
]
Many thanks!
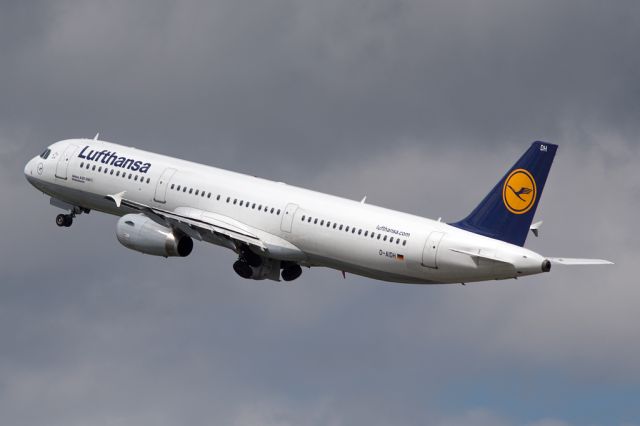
[
  {"left": 281, "top": 264, "right": 302, "bottom": 282},
  {"left": 56, "top": 214, "right": 66, "bottom": 227},
  {"left": 233, "top": 260, "right": 253, "bottom": 279},
  {"left": 63, "top": 215, "right": 73, "bottom": 227}
]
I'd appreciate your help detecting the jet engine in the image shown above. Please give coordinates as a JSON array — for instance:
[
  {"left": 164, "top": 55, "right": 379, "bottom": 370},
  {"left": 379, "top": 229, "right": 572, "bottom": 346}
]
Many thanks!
[{"left": 116, "top": 214, "right": 193, "bottom": 257}]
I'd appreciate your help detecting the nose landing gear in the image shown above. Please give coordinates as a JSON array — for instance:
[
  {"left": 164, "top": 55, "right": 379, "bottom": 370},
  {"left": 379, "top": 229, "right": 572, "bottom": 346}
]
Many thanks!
[{"left": 55, "top": 214, "right": 73, "bottom": 227}]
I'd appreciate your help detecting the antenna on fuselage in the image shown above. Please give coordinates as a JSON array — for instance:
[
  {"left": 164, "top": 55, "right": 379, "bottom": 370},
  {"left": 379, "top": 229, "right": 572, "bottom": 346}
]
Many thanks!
[
  {"left": 360, "top": 196, "right": 367, "bottom": 204},
  {"left": 93, "top": 132, "right": 100, "bottom": 140}
]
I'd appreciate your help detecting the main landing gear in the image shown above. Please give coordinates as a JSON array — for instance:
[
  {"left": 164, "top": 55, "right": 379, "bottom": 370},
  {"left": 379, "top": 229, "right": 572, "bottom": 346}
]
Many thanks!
[
  {"left": 232, "top": 247, "right": 303, "bottom": 282},
  {"left": 233, "top": 247, "right": 263, "bottom": 279},
  {"left": 281, "top": 264, "right": 302, "bottom": 282}
]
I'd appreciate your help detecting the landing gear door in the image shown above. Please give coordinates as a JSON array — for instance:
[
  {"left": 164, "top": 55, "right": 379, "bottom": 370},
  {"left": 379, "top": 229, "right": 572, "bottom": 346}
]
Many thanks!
[
  {"left": 421, "top": 231, "right": 445, "bottom": 268},
  {"left": 55, "top": 144, "right": 79, "bottom": 180},
  {"left": 280, "top": 203, "right": 298, "bottom": 233},
  {"left": 154, "top": 168, "right": 177, "bottom": 203}
]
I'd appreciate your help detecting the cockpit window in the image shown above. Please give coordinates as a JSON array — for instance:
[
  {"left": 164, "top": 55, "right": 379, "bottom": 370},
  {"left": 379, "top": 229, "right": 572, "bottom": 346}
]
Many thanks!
[{"left": 40, "top": 148, "right": 51, "bottom": 159}]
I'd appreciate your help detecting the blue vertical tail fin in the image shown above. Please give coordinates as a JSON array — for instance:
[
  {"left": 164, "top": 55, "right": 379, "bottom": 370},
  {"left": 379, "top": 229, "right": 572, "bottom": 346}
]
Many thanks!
[{"left": 450, "top": 141, "right": 558, "bottom": 247}]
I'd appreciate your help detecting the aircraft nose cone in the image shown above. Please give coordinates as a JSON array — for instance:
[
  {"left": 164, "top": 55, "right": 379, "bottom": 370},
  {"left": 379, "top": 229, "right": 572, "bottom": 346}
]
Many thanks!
[
  {"left": 24, "top": 157, "right": 39, "bottom": 182},
  {"left": 24, "top": 159, "right": 32, "bottom": 177}
]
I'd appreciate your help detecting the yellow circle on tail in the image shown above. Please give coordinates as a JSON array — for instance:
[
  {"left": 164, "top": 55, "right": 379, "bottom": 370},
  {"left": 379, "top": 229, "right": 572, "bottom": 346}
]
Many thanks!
[{"left": 502, "top": 169, "right": 537, "bottom": 214}]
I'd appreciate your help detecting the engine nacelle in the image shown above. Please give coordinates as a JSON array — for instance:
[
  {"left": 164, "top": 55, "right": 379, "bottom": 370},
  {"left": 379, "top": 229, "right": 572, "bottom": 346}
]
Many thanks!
[{"left": 116, "top": 214, "right": 193, "bottom": 257}]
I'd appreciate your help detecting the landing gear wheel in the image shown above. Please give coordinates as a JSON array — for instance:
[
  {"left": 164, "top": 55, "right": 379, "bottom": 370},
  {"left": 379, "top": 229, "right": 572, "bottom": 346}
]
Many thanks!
[
  {"left": 56, "top": 214, "right": 66, "bottom": 227},
  {"left": 233, "top": 260, "right": 253, "bottom": 279},
  {"left": 56, "top": 214, "right": 73, "bottom": 227},
  {"left": 281, "top": 264, "right": 302, "bottom": 282}
]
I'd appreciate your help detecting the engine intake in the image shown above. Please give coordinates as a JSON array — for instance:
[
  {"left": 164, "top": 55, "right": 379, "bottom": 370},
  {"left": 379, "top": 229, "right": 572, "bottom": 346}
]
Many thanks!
[{"left": 116, "top": 214, "right": 193, "bottom": 257}]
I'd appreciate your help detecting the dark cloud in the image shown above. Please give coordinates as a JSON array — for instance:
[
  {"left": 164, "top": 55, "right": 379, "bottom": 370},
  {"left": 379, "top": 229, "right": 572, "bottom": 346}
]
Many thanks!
[{"left": 1, "top": 1, "right": 638, "bottom": 425}]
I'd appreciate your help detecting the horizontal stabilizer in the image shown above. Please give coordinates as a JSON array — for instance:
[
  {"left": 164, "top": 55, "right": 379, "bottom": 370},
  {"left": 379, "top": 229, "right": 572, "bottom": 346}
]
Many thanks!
[
  {"left": 530, "top": 220, "right": 543, "bottom": 237},
  {"left": 547, "top": 257, "right": 614, "bottom": 265},
  {"left": 449, "top": 248, "right": 513, "bottom": 265}
]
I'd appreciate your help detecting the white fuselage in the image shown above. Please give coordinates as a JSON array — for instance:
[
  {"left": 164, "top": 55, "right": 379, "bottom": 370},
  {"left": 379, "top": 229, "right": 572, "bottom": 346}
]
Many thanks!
[{"left": 25, "top": 139, "right": 549, "bottom": 284}]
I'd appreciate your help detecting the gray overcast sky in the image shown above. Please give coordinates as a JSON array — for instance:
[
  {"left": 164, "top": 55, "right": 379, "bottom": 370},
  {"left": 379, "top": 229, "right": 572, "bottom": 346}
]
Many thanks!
[{"left": 1, "top": 1, "right": 638, "bottom": 425}]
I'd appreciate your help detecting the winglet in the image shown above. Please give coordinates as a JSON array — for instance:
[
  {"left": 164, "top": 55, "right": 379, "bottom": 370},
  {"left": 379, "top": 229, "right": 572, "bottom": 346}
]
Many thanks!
[{"left": 105, "top": 191, "right": 126, "bottom": 208}]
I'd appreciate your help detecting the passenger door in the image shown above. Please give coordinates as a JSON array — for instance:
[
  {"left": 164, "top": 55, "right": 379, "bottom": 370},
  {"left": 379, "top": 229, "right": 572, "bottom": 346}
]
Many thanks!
[
  {"left": 421, "top": 231, "right": 445, "bottom": 268},
  {"left": 280, "top": 203, "right": 298, "bottom": 232},
  {"left": 154, "top": 168, "right": 177, "bottom": 203},
  {"left": 55, "top": 144, "right": 79, "bottom": 180}
]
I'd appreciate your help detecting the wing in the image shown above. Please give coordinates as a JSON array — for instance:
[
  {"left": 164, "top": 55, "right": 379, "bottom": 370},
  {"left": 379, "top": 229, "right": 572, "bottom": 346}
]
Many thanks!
[
  {"left": 547, "top": 257, "right": 614, "bottom": 265},
  {"left": 105, "top": 191, "right": 305, "bottom": 261}
]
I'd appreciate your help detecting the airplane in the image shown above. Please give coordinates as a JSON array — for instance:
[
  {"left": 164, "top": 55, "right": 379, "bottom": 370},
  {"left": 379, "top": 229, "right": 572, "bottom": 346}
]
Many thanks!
[{"left": 24, "top": 137, "right": 612, "bottom": 284}]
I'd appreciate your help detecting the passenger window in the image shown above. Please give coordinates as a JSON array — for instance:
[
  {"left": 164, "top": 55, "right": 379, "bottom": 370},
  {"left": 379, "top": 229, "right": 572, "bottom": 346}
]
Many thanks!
[
  {"left": 403, "top": 240, "right": 407, "bottom": 246},
  {"left": 226, "top": 197, "right": 230, "bottom": 203},
  {"left": 258, "top": 205, "right": 262, "bottom": 210},
  {"left": 358, "top": 229, "right": 362, "bottom": 235},
  {"left": 352, "top": 228, "right": 356, "bottom": 233},
  {"left": 233, "top": 199, "right": 237, "bottom": 204},
  {"left": 134, "top": 175, "right": 138, "bottom": 181},
  {"left": 270, "top": 208, "right": 275, "bottom": 214},
  {"left": 92, "top": 165, "right": 96, "bottom": 171},
  {"left": 80, "top": 162, "right": 84, "bottom": 167},
  {"left": 239, "top": 200, "right": 244, "bottom": 206},
  {"left": 307, "top": 217, "right": 312, "bottom": 223},
  {"left": 345, "top": 226, "right": 349, "bottom": 232},
  {"left": 147, "top": 178, "right": 150, "bottom": 184},
  {"left": 302, "top": 215, "right": 306, "bottom": 221},
  {"left": 277, "top": 209, "right": 281, "bottom": 215},
  {"left": 104, "top": 168, "right": 108, "bottom": 174},
  {"left": 183, "top": 187, "right": 187, "bottom": 192},
  {"left": 364, "top": 231, "right": 368, "bottom": 236},
  {"left": 333, "top": 223, "right": 337, "bottom": 229},
  {"left": 383, "top": 235, "right": 387, "bottom": 241},
  {"left": 128, "top": 174, "right": 132, "bottom": 179},
  {"left": 314, "top": 218, "right": 318, "bottom": 224},
  {"left": 98, "top": 166, "right": 102, "bottom": 172},
  {"left": 339, "top": 225, "right": 343, "bottom": 230},
  {"left": 252, "top": 203, "right": 256, "bottom": 209},
  {"left": 215, "top": 194, "right": 219, "bottom": 200},
  {"left": 195, "top": 189, "right": 199, "bottom": 196},
  {"left": 326, "top": 222, "right": 330, "bottom": 228},
  {"left": 116, "top": 171, "right": 120, "bottom": 176},
  {"left": 189, "top": 188, "right": 193, "bottom": 194},
  {"left": 110, "top": 170, "right": 114, "bottom": 175}
]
